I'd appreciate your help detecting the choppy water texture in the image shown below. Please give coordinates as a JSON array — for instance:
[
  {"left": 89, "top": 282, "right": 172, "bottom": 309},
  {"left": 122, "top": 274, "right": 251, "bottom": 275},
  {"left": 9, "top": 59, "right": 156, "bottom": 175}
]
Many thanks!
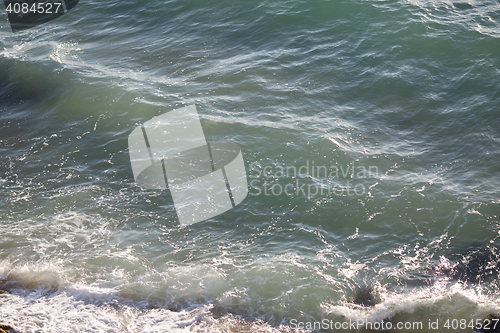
[{"left": 1, "top": 0, "right": 500, "bottom": 332}]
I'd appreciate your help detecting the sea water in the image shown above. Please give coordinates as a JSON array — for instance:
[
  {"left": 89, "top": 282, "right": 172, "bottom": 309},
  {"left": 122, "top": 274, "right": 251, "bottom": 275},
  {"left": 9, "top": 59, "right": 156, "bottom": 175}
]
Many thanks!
[{"left": 0, "top": 0, "right": 500, "bottom": 332}]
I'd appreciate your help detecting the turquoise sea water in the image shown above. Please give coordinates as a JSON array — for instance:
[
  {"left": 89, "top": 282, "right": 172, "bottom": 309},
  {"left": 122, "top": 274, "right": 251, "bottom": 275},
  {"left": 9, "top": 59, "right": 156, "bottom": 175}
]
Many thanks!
[{"left": 0, "top": 0, "right": 500, "bottom": 332}]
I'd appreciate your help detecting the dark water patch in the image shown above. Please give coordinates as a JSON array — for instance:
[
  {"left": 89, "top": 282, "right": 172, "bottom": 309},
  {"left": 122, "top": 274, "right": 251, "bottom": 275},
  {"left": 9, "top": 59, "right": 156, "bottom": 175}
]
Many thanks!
[
  {"left": 448, "top": 245, "right": 500, "bottom": 284},
  {"left": 453, "top": 2, "right": 474, "bottom": 10},
  {"left": 0, "top": 57, "right": 70, "bottom": 103},
  {"left": 351, "top": 284, "right": 380, "bottom": 307},
  {"left": 400, "top": 245, "right": 500, "bottom": 288},
  {"left": 0, "top": 57, "right": 76, "bottom": 140}
]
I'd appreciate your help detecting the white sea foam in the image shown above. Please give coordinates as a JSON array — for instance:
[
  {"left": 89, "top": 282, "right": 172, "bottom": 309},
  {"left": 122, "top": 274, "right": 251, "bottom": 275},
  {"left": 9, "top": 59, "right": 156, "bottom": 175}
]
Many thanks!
[
  {"left": 0, "top": 288, "right": 286, "bottom": 333},
  {"left": 50, "top": 41, "right": 82, "bottom": 65}
]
